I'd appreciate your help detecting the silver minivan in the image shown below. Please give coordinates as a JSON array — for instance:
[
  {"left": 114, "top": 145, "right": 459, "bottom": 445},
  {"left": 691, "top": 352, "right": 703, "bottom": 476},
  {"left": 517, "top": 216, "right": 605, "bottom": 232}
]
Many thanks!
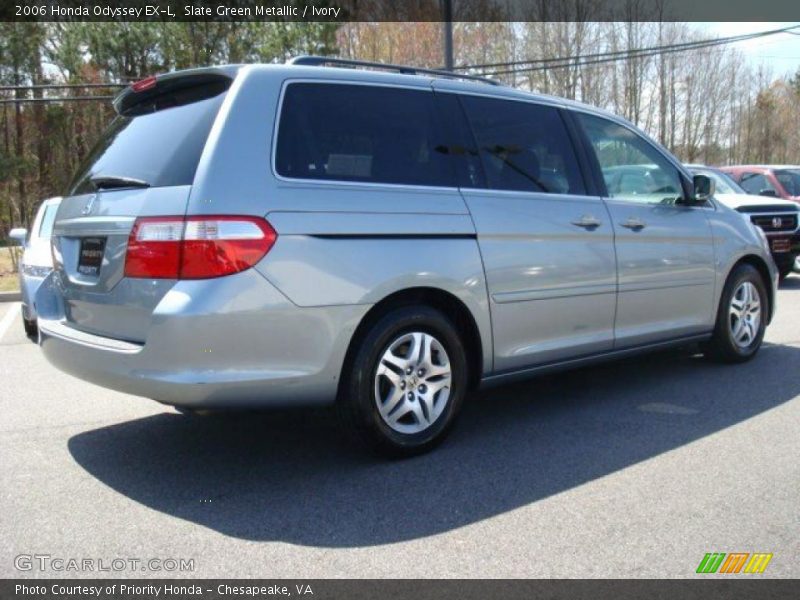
[
  {"left": 10, "top": 196, "right": 61, "bottom": 336},
  {"left": 36, "top": 58, "right": 778, "bottom": 456}
]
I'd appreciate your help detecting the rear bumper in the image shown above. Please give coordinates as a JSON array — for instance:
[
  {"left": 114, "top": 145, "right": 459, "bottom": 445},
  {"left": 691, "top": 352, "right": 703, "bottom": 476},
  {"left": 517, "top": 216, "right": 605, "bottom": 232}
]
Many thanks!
[{"left": 36, "top": 269, "right": 368, "bottom": 408}]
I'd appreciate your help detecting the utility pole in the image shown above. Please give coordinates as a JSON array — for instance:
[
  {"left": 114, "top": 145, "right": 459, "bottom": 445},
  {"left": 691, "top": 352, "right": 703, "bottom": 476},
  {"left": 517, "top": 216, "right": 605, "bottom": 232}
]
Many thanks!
[{"left": 442, "top": 0, "right": 454, "bottom": 70}]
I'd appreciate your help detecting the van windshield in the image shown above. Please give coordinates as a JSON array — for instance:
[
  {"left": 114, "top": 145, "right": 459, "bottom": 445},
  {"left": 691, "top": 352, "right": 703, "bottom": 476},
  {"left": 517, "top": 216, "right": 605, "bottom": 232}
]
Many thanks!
[{"left": 68, "top": 91, "right": 226, "bottom": 195}]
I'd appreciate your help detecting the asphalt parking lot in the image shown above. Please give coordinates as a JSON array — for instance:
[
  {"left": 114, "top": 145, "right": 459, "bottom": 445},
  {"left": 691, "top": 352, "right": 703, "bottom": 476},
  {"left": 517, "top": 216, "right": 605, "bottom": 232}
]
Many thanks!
[{"left": 1, "top": 278, "right": 798, "bottom": 579}]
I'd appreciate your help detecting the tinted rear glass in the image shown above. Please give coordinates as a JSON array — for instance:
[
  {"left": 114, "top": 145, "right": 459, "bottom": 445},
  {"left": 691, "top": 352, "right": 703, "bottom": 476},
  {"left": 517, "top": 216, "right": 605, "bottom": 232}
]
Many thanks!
[
  {"left": 38, "top": 204, "right": 58, "bottom": 239},
  {"left": 68, "top": 91, "right": 226, "bottom": 195},
  {"left": 276, "top": 83, "right": 455, "bottom": 187}
]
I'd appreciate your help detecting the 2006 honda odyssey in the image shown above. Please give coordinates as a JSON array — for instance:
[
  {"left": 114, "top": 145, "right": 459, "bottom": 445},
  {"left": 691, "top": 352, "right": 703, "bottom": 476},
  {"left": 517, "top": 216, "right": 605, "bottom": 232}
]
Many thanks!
[{"left": 36, "top": 57, "right": 778, "bottom": 456}]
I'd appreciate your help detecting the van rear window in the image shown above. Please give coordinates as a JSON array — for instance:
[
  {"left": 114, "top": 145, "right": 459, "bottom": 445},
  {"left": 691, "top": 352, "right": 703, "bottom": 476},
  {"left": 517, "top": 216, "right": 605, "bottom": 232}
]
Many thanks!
[
  {"left": 68, "top": 91, "right": 226, "bottom": 195},
  {"left": 275, "top": 83, "right": 455, "bottom": 187}
]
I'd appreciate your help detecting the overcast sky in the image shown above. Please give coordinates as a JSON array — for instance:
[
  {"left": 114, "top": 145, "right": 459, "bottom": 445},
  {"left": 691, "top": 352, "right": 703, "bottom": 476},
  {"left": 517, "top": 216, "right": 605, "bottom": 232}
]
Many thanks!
[{"left": 700, "top": 22, "right": 800, "bottom": 77}]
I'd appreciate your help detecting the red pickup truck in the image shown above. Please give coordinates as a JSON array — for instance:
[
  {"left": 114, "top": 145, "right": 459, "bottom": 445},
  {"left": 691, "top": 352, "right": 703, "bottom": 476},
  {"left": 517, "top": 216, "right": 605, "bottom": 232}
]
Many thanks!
[{"left": 719, "top": 165, "right": 800, "bottom": 203}]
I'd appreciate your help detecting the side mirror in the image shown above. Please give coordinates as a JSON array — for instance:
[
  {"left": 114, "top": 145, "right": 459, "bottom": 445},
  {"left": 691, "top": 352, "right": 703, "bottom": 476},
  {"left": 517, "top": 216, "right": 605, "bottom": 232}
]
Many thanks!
[
  {"left": 9, "top": 228, "right": 28, "bottom": 245},
  {"left": 759, "top": 189, "right": 778, "bottom": 197},
  {"left": 692, "top": 174, "right": 715, "bottom": 204}
]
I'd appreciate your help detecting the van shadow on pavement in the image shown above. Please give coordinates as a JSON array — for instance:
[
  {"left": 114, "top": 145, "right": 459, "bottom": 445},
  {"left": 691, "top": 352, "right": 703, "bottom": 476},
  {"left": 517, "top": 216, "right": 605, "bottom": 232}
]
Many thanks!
[{"left": 68, "top": 343, "right": 800, "bottom": 547}]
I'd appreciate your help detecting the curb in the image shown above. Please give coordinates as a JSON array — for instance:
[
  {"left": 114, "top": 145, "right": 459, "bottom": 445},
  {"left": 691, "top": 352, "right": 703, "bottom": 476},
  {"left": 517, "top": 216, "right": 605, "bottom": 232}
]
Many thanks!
[{"left": 0, "top": 291, "right": 21, "bottom": 302}]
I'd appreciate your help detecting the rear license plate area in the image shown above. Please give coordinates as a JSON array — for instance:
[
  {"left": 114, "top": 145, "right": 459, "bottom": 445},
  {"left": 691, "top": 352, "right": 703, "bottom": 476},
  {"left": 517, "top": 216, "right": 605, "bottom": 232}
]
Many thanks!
[
  {"left": 771, "top": 238, "right": 790, "bottom": 253},
  {"left": 78, "top": 237, "right": 106, "bottom": 276}
]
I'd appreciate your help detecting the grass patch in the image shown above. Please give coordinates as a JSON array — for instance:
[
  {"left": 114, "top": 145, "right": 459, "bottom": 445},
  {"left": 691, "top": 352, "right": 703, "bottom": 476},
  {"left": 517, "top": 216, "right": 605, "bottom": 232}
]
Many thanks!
[{"left": 0, "top": 247, "right": 21, "bottom": 292}]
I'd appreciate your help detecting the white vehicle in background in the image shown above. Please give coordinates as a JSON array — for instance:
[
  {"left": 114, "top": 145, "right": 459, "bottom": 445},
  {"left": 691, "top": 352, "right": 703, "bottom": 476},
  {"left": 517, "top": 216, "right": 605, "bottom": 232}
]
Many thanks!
[
  {"left": 687, "top": 166, "right": 800, "bottom": 280},
  {"left": 9, "top": 197, "right": 62, "bottom": 336}
]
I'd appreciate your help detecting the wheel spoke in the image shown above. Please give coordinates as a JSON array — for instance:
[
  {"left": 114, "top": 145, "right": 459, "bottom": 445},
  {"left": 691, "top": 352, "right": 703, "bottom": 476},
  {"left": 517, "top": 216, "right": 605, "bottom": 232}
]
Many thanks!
[
  {"left": 732, "top": 316, "right": 744, "bottom": 341},
  {"left": 745, "top": 319, "right": 755, "bottom": 343},
  {"left": 739, "top": 317, "right": 753, "bottom": 344},
  {"left": 413, "top": 332, "right": 431, "bottom": 367},
  {"left": 381, "top": 352, "right": 409, "bottom": 375},
  {"left": 386, "top": 402, "right": 412, "bottom": 427},
  {"left": 379, "top": 386, "right": 405, "bottom": 416},
  {"left": 426, "top": 374, "right": 452, "bottom": 397},
  {"left": 377, "top": 363, "right": 402, "bottom": 385},
  {"left": 417, "top": 391, "right": 435, "bottom": 421},
  {"left": 408, "top": 399, "right": 428, "bottom": 426}
]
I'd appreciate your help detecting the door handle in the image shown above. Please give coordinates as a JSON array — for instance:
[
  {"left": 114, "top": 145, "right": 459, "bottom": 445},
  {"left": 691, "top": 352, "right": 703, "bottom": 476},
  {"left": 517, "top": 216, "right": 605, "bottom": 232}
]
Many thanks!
[
  {"left": 621, "top": 217, "right": 647, "bottom": 231},
  {"left": 571, "top": 215, "right": 601, "bottom": 230}
]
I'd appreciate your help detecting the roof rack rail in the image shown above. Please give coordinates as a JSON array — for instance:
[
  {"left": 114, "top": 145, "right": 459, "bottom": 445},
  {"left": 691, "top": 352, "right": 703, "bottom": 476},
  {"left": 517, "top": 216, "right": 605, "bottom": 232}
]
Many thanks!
[{"left": 289, "top": 55, "right": 502, "bottom": 86}]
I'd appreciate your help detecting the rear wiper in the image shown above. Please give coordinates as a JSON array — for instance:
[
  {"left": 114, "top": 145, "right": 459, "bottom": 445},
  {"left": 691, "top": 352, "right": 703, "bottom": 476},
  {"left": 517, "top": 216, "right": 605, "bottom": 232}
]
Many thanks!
[{"left": 89, "top": 175, "right": 151, "bottom": 190}]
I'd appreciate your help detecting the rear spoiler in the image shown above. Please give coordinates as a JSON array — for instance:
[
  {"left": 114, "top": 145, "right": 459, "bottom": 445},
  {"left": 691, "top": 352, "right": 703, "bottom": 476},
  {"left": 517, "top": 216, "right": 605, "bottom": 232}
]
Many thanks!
[{"left": 113, "top": 65, "right": 241, "bottom": 116}]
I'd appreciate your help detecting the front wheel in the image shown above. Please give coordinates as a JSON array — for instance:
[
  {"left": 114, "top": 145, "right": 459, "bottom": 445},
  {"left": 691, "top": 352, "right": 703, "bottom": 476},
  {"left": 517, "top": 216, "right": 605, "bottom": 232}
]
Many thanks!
[
  {"left": 339, "top": 305, "right": 469, "bottom": 458},
  {"left": 705, "top": 263, "right": 767, "bottom": 363}
]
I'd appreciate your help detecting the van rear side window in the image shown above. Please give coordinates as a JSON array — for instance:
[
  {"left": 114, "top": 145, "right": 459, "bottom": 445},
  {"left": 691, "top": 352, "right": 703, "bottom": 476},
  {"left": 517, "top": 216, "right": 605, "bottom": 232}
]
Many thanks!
[{"left": 275, "top": 83, "right": 455, "bottom": 187}]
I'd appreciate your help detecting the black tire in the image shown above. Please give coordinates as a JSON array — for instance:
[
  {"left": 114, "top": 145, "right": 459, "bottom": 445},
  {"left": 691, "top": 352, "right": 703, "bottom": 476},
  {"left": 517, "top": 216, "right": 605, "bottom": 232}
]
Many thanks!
[
  {"left": 705, "top": 263, "right": 768, "bottom": 363},
  {"left": 777, "top": 264, "right": 793, "bottom": 281},
  {"left": 338, "top": 305, "right": 469, "bottom": 458},
  {"left": 172, "top": 406, "right": 216, "bottom": 416},
  {"left": 23, "top": 316, "right": 37, "bottom": 338}
]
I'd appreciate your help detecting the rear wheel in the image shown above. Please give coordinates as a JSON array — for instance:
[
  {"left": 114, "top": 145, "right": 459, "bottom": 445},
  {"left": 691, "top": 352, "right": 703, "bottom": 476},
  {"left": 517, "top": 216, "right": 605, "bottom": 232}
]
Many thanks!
[
  {"left": 705, "top": 264, "right": 767, "bottom": 363},
  {"left": 339, "top": 305, "right": 468, "bottom": 458},
  {"left": 22, "top": 313, "right": 37, "bottom": 338}
]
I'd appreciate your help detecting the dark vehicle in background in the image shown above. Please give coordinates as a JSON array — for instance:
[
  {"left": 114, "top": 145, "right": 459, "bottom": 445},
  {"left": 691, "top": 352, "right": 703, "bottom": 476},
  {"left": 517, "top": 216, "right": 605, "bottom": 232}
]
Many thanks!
[
  {"left": 719, "top": 165, "right": 800, "bottom": 203},
  {"left": 688, "top": 166, "right": 799, "bottom": 280}
]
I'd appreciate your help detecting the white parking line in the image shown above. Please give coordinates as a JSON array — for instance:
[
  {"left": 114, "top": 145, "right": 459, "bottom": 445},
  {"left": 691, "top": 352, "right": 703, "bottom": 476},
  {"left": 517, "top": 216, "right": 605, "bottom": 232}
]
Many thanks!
[{"left": 0, "top": 302, "right": 20, "bottom": 341}]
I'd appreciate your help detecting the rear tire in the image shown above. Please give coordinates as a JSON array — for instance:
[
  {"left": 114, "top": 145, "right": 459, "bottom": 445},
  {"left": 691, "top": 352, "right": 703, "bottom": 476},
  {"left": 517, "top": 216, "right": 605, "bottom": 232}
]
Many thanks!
[
  {"left": 338, "top": 305, "right": 469, "bottom": 458},
  {"left": 22, "top": 316, "right": 37, "bottom": 338},
  {"left": 173, "top": 407, "right": 216, "bottom": 416},
  {"left": 705, "top": 263, "right": 767, "bottom": 363}
]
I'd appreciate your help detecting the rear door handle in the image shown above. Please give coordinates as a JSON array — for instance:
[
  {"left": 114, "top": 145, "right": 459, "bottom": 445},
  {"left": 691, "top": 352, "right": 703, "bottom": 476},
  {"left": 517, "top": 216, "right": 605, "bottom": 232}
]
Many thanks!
[
  {"left": 621, "top": 217, "right": 647, "bottom": 231},
  {"left": 571, "top": 215, "right": 601, "bottom": 230}
]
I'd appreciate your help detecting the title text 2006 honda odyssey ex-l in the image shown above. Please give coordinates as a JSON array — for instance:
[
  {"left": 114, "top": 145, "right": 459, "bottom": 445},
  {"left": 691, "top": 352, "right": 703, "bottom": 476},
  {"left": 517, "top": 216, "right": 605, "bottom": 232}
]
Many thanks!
[{"left": 36, "top": 57, "right": 778, "bottom": 456}]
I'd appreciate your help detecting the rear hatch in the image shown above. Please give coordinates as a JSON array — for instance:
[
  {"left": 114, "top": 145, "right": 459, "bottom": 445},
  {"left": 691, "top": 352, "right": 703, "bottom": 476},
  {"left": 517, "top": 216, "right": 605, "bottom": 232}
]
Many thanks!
[{"left": 51, "top": 69, "right": 236, "bottom": 343}]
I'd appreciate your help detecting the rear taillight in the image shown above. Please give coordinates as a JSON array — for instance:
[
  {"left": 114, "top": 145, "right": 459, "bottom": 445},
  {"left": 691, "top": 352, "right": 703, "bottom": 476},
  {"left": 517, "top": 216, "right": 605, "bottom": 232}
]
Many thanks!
[{"left": 124, "top": 216, "right": 277, "bottom": 279}]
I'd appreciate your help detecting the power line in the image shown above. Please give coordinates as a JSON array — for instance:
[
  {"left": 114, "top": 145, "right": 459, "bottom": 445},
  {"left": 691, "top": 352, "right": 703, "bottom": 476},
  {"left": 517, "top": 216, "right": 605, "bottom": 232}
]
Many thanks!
[
  {"left": 458, "top": 24, "right": 800, "bottom": 76},
  {"left": 0, "top": 96, "right": 115, "bottom": 104},
  {"left": 457, "top": 24, "right": 800, "bottom": 71},
  {"left": 481, "top": 34, "right": 797, "bottom": 78},
  {"left": 0, "top": 83, "right": 125, "bottom": 91},
  {"left": 1, "top": 23, "right": 797, "bottom": 103}
]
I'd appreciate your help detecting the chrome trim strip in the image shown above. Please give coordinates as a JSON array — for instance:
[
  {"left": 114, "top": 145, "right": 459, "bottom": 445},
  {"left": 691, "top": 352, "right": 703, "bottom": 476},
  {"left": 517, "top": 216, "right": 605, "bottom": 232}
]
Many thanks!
[
  {"left": 492, "top": 283, "right": 616, "bottom": 304},
  {"left": 618, "top": 279, "right": 712, "bottom": 293},
  {"left": 39, "top": 319, "right": 143, "bottom": 354}
]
